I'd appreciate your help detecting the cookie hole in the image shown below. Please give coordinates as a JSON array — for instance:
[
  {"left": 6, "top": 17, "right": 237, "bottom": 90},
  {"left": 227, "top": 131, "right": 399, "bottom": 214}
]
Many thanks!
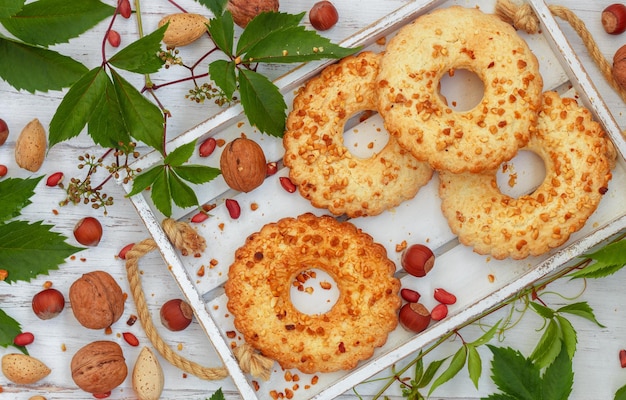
[
  {"left": 343, "top": 111, "right": 388, "bottom": 159},
  {"left": 496, "top": 150, "right": 546, "bottom": 198},
  {"left": 290, "top": 268, "right": 339, "bottom": 315},
  {"left": 439, "top": 68, "right": 484, "bottom": 111}
]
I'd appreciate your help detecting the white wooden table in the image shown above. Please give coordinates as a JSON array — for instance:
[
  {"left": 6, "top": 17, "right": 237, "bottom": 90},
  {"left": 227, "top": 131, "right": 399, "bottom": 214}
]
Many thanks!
[{"left": 1, "top": 0, "right": 626, "bottom": 399}]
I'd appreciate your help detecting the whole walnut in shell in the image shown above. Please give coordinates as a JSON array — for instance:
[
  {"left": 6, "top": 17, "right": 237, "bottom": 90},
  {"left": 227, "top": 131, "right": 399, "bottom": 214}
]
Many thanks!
[
  {"left": 71, "top": 341, "right": 127, "bottom": 394},
  {"left": 69, "top": 270, "right": 125, "bottom": 329},
  {"left": 227, "top": 0, "right": 279, "bottom": 28},
  {"left": 220, "top": 137, "right": 267, "bottom": 192}
]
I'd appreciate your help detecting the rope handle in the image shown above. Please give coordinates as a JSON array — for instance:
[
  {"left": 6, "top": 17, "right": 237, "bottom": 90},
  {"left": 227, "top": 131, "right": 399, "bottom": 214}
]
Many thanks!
[{"left": 124, "top": 219, "right": 274, "bottom": 381}]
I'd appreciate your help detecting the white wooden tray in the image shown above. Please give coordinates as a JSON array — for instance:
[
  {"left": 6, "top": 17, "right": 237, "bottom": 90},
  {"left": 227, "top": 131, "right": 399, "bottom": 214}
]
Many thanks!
[{"left": 122, "top": 0, "right": 626, "bottom": 398}]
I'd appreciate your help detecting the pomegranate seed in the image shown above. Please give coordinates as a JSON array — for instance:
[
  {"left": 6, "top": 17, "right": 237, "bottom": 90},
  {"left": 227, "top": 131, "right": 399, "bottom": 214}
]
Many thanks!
[
  {"left": 431, "top": 304, "right": 448, "bottom": 321},
  {"left": 191, "top": 212, "right": 209, "bottom": 223},
  {"left": 118, "top": 0, "right": 131, "bottom": 18},
  {"left": 280, "top": 176, "right": 296, "bottom": 193},
  {"left": 0, "top": 165, "right": 7, "bottom": 177},
  {"left": 93, "top": 392, "right": 111, "bottom": 399},
  {"left": 199, "top": 137, "right": 217, "bottom": 157},
  {"left": 46, "top": 172, "right": 64, "bottom": 187},
  {"left": 107, "top": 30, "right": 121, "bottom": 47},
  {"left": 225, "top": 199, "right": 241, "bottom": 219},
  {"left": 620, "top": 349, "right": 626, "bottom": 368},
  {"left": 118, "top": 243, "right": 134, "bottom": 260},
  {"left": 400, "top": 288, "right": 421, "bottom": 303},
  {"left": 266, "top": 162, "right": 278, "bottom": 176},
  {"left": 433, "top": 288, "right": 457, "bottom": 305},
  {"left": 122, "top": 332, "right": 139, "bottom": 346},
  {"left": 13, "top": 332, "right": 34, "bottom": 346}
]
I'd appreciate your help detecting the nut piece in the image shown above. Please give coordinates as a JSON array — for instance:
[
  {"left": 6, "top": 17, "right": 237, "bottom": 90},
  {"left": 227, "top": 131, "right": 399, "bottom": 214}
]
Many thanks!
[
  {"left": 158, "top": 13, "right": 210, "bottom": 48},
  {"left": 220, "top": 137, "right": 267, "bottom": 192},
  {"left": 160, "top": 298, "right": 193, "bottom": 331},
  {"left": 613, "top": 44, "right": 626, "bottom": 90},
  {"left": 0, "top": 118, "right": 9, "bottom": 146},
  {"left": 227, "top": 0, "right": 279, "bottom": 28},
  {"left": 132, "top": 347, "right": 164, "bottom": 400},
  {"left": 71, "top": 341, "right": 127, "bottom": 394},
  {"left": 309, "top": 1, "right": 339, "bottom": 31},
  {"left": 401, "top": 244, "right": 435, "bottom": 277},
  {"left": 15, "top": 118, "right": 47, "bottom": 172},
  {"left": 399, "top": 303, "right": 431, "bottom": 333},
  {"left": 69, "top": 270, "right": 125, "bottom": 330},
  {"left": 602, "top": 4, "right": 626, "bottom": 34},
  {"left": 1, "top": 353, "right": 51, "bottom": 384}
]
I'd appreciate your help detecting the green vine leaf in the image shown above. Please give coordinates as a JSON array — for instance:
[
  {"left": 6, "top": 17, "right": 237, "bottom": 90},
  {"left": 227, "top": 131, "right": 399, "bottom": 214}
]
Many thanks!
[
  {"left": 127, "top": 164, "right": 163, "bottom": 197},
  {"left": 484, "top": 345, "right": 541, "bottom": 400},
  {"left": 108, "top": 24, "right": 167, "bottom": 74},
  {"left": 615, "top": 384, "right": 626, "bottom": 400},
  {"left": 164, "top": 140, "right": 197, "bottom": 167},
  {"left": 0, "top": 309, "right": 24, "bottom": 354},
  {"left": 238, "top": 68, "right": 287, "bottom": 137},
  {"left": 209, "top": 59, "right": 237, "bottom": 100},
  {"left": 540, "top": 344, "right": 574, "bottom": 400},
  {"left": 207, "top": 11, "right": 234, "bottom": 55},
  {"left": 208, "top": 388, "right": 225, "bottom": 400},
  {"left": 151, "top": 168, "right": 172, "bottom": 217},
  {"left": 469, "top": 321, "right": 501, "bottom": 347},
  {"left": 168, "top": 171, "right": 199, "bottom": 209},
  {"left": 529, "top": 319, "right": 562, "bottom": 369},
  {"left": 0, "top": 36, "right": 88, "bottom": 93},
  {"left": 417, "top": 358, "right": 446, "bottom": 389},
  {"left": 467, "top": 345, "right": 482, "bottom": 388},
  {"left": 429, "top": 346, "right": 467, "bottom": 396},
  {"left": 236, "top": 12, "right": 304, "bottom": 55},
  {"left": 555, "top": 315, "right": 577, "bottom": 360},
  {"left": 170, "top": 165, "right": 221, "bottom": 184},
  {"left": 88, "top": 76, "right": 131, "bottom": 148},
  {"left": 0, "top": 220, "right": 82, "bottom": 283},
  {"left": 0, "top": 0, "right": 24, "bottom": 19},
  {"left": 195, "top": 0, "right": 227, "bottom": 17},
  {"left": 0, "top": 176, "right": 42, "bottom": 223},
  {"left": 569, "top": 238, "right": 626, "bottom": 279},
  {"left": 529, "top": 302, "right": 555, "bottom": 319},
  {"left": 0, "top": 0, "right": 115, "bottom": 47},
  {"left": 557, "top": 302, "right": 605, "bottom": 328}
]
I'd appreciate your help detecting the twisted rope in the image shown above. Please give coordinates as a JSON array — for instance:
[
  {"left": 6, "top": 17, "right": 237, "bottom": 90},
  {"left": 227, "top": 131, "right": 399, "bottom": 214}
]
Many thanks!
[
  {"left": 124, "top": 218, "right": 274, "bottom": 381},
  {"left": 495, "top": 0, "right": 626, "bottom": 104}
]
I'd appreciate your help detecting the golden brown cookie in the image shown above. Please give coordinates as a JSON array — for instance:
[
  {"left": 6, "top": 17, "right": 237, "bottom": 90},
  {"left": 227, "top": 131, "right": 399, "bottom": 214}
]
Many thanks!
[
  {"left": 283, "top": 51, "right": 433, "bottom": 218},
  {"left": 377, "top": 6, "right": 543, "bottom": 173},
  {"left": 438, "top": 92, "right": 616, "bottom": 259},
  {"left": 224, "top": 213, "right": 401, "bottom": 374}
]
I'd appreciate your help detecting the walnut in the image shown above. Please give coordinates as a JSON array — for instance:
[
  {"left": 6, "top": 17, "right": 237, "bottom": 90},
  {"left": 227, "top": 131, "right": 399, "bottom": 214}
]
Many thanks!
[
  {"left": 69, "top": 270, "right": 125, "bottom": 330},
  {"left": 613, "top": 44, "right": 626, "bottom": 91},
  {"left": 71, "top": 341, "right": 127, "bottom": 394},
  {"left": 220, "top": 137, "right": 267, "bottom": 192},
  {"left": 226, "top": 0, "right": 279, "bottom": 28}
]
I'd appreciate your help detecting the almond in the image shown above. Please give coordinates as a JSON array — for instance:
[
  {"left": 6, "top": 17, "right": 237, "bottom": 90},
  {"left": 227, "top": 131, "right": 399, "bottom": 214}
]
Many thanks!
[
  {"left": 15, "top": 118, "right": 47, "bottom": 172},
  {"left": 1, "top": 353, "right": 51, "bottom": 384},
  {"left": 132, "top": 347, "right": 164, "bottom": 400},
  {"left": 157, "top": 13, "right": 210, "bottom": 48}
]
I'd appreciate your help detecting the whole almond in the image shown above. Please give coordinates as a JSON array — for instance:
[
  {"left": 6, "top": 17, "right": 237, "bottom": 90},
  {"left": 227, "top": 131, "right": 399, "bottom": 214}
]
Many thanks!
[
  {"left": 132, "top": 347, "right": 164, "bottom": 400},
  {"left": 15, "top": 118, "right": 47, "bottom": 172},
  {"left": 158, "top": 13, "right": 210, "bottom": 48},
  {"left": 1, "top": 353, "right": 51, "bottom": 384}
]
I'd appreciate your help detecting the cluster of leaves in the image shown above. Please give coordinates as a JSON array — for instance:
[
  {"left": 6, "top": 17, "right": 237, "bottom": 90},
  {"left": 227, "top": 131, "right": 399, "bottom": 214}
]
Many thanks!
[{"left": 0, "top": 177, "right": 82, "bottom": 353}]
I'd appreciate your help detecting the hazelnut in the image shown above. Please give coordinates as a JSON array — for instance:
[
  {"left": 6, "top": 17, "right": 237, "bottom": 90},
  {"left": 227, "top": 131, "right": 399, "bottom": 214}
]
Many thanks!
[
  {"left": 32, "top": 288, "right": 65, "bottom": 320},
  {"left": 219, "top": 137, "right": 267, "bottom": 192},
  {"left": 69, "top": 270, "right": 125, "bottom": 330},
  {"left": 309, "top": 1, "right": 339, "bottom": 31},
  {"left": 73, "top": 217, "right": 103, "bottom": 246},
  {"left": 401, "top": 244, "right": 435, "bottom": 277},
  {"left": 160, "top": 298, "right": 193, "bottom": 331},
  {"left": 602, "top": 4, "right": 626, "bottom": 34},
  {"left": 71, "top": 341, "right": 127, "bottom": 394},
  {"left": 0, "top": 118, "right": 8, "bottom": 146},
  {"left": 399, "top": 303, "right": 431, "bottom": 333},
  {"left": 227, "top": 0, "right": 279, "bottom": 28}
]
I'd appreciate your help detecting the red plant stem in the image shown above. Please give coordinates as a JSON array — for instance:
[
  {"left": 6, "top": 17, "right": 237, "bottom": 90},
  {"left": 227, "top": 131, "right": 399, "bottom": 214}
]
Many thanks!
[{"left": 167, "top": 0, "right": 188, "bottom": 13}]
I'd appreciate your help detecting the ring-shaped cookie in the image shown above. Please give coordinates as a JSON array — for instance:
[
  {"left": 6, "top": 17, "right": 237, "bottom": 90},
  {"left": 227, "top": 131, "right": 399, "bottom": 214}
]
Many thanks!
[
  {"left": 438, "top": 92, "right": 616, "bottom": 259},
  {"left": 283, "top": 51, "right": 433, "bottom": 217},
  {"left": 377, "top": 6, "right": 543, "bottom": 173},
  {"left": 224, "top": 213, "right": 401, "bottom": 373}
]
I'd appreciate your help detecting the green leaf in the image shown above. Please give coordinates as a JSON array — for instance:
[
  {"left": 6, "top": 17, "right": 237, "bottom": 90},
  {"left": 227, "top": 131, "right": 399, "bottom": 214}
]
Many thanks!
[
  {"left": 208, "top": 388, "right": 225, "bottom": 400},
  {"left": 88, "top": 76, "right": 131, "bottom": 148},
  {"left": 240, "top": 25, "right": 359, "bottom": 64},
  {"left": 0, "top": 0, "right": 115, "bottom": 47},
  {"left": 467, "top": 345, "right": 482, "bottom": 389},
  {"left": 108, "top": 24, "right": 167, "bottom": 74},
  {"left": 238, "top": 69, "right": 286, "bottom": 137},
  {"left": 151, "top": 168, "right": 172, "bottom": 217},
  {"left": 529, "top": 319, "right": 562, "bottom": 369},
  {"left": 0, "top": 0, "right": 24, "bottom": 19},
  {"left": 555, "top": 315, "right": 577, "bottom": 360},
  {"left": 49, "top": 66, "right": 109, "bottom": 148},
  {"left": 170, "top": 165, "right": 221, "bottom": 184},
  {"left": 0, "top": 176, "right": 42, "bottom": 223},
  {"left": 168, "top": 171, "right": 199, "bottom": 209},
  {"left": 557, "top": 302, "right": 605, "bottom": 328},
  {"left": 615, "top": 384, "right": 626, "bottom": 400},
  {"left": 0, "top": 309, "right": 24, "bottom": 354},
  {"left": 417, "top": 357, "right": 446, "bottom": 388},
  {"left": 208, "top": 12, "right": 234, "bottom": 55},
  {"left": 481, "top": 394, "right": 518, "bottom": 400},
  {"left": 209, "top": 59, "right": 237, "bottom": 100},
  {"left": 0, "top": 220, "right": 82, "bottom": 283},
  {"left": 0, "top": 36, "right": 88, "bottom": 93},
  {"left": 110, "top": 68, "right": 164, "bottom": 153},
  {"left": 237, "top": 12, "right": 304, "bottom": 55},
  {"left": 127, "top": 164, "right": 163, "bottom": 197},
  {"left": 428, "top": 346, "right": 467, "bottom": 396},
  {"left": 164, "top": 140, "right": 196, "bottom": 167},
  {"left": 540, "top": 344, "right": 573, "bottom": 400},
  {"left": 486, "top": 345, "right": 540, "bottom": 400},
  {"left": 195, "top": 0, "right": 227, "bottom": 17},
  {"left": 529, "top": 301, "right": 555, "bottom": 319},
  {"left": 469, "top": 321, "right": 501, "bottom": 347},
  {"left": 569, "top": 239, "right": 626, "bottom": 279}
]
